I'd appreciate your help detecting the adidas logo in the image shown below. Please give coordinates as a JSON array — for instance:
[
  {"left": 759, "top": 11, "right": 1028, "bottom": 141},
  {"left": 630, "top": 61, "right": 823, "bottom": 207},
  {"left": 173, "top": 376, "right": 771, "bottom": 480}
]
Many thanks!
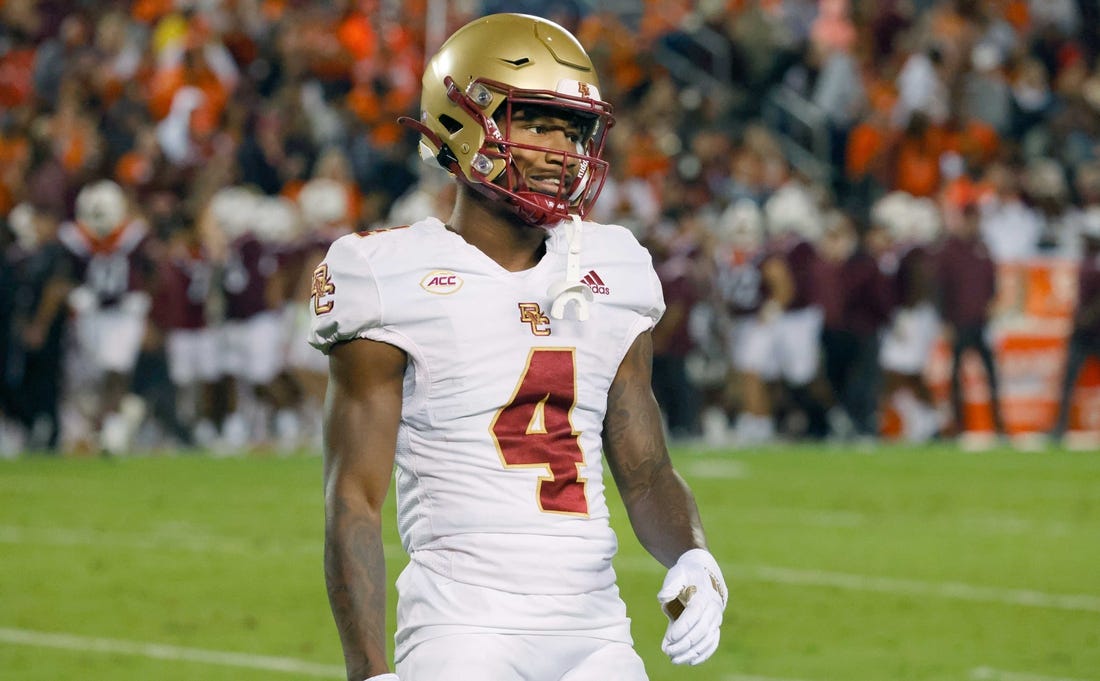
[{"left": 582, "top": 270, "right": 610, "bottom": 296}]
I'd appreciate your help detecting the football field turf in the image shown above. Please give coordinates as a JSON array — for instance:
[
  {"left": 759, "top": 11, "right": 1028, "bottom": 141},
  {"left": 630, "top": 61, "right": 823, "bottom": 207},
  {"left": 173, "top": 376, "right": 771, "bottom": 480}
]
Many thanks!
[{"left": 1, "top": 444, "right": 1098, "bottom": 681}]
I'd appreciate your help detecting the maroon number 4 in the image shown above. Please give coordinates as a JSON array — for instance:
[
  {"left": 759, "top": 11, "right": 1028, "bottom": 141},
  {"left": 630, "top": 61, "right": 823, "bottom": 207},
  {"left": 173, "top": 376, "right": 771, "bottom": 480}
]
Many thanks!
[{"left": 490, "top": 348, "right": 589, "bottom": 515}]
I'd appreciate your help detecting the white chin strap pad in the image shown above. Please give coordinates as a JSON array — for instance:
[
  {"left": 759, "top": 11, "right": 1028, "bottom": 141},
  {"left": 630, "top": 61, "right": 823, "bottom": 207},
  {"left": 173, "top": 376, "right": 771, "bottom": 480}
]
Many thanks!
[{"left": 548, "top": 215, "right": 593, "bottom": 321}]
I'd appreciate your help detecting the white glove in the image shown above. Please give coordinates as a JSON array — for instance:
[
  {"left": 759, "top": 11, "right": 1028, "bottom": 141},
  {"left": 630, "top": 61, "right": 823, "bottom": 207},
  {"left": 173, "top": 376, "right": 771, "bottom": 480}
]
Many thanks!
[
  {"left": 362, "top": 675, "right": 399, "bottom": 681},
  {"left": 67, "top": 286, "right": 98, "bottom": 314},
  {"left": 657, "top": 548, "right": 727, "bottom": 665},
  {"left": 121, "top": 291, "right": 152, "bottom": 316}
]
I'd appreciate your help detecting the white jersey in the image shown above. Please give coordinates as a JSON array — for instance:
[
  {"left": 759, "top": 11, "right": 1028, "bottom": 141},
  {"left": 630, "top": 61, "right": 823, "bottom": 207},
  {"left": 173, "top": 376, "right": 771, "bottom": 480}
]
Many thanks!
[{"left": 309, "top": 217, "right": 664, "bottom": 596}]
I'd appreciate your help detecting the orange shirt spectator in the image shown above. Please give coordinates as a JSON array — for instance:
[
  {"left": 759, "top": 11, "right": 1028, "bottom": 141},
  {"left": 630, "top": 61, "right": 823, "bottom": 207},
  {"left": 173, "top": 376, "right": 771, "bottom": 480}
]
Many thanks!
[
  {"left": 577, "top": 13, "right": 650, "bottom": 98},
  {"left": 638, "top": 0, "right": 693, "bottom": 43},
  {"left": 0, "top": 43, "right": 35, "bottom": 108},
  {"left": 623, "top": 131, "right": 672, "bottom": 181},
  {"left": 847, "top": 77, "right": 898, "bottom": 180},
  {"left": 149, "top": 63, "right": 227, "bottom": 132},
  {"left": 337, "top": 11, "right": 377, "bottom": 63},
  {"left": 0, "top": 130, "right": 30, "bottom": 214},
  {"left": 131, "top": 0, "right": 173, "bottom": 25},
  {"left": 1004, "top": 0, "right": 1030, "bottom": 32},
  {"left": 846, "top": 112, "right": 891, "bottom": 182},
  {"left": 892, "top": 113, "right": 944, "bottom": 197},
  {"left": 940, "top": 116, "right": 1000, "bottom": 168}
]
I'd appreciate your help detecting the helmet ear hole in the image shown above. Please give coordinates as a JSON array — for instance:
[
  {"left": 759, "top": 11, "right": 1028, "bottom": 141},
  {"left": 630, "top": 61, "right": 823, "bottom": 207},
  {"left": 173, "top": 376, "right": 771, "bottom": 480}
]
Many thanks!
[{"left": 438, "top": 114, "right": 464, "bottom": 135}]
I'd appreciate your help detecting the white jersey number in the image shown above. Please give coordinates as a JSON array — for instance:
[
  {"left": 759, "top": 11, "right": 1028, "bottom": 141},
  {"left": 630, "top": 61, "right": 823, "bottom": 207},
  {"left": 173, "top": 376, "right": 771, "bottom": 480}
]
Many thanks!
[
  {"left": 491, "top": 348, "right": 588, "bottom": 516},
  {"left": 87, "top": 254, "right": 130, "bottom": 299}
]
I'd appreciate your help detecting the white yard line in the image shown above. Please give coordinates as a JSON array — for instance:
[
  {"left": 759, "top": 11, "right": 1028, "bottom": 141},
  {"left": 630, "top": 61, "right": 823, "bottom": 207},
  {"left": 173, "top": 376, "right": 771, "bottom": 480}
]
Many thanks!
[
  {"left": 6, "top": 524, "right": 1099, "bottom": 614},
  {"left": 725, "top": 508, "right": 1074, "bottom": 536},
  {"left": 680, "top": 458, "right": 750, "bottom": 479},
  {"left": 971, "top": 666, "right": 1097, "bottom": 681},
  {"left": 0, "top": 626, "right": 816, "bottom": 681},
  {"left": 0, "top": 524, "right": 317, "bottom": 556},
  {"left": 0, "top": 627, "right": 344, "bottom": 677},
  {"left": 0, "top": 626, "right": 824, "bottom": 681},
  {"left": 730, "top": 564, "right": 1100, "bottom": 614}
]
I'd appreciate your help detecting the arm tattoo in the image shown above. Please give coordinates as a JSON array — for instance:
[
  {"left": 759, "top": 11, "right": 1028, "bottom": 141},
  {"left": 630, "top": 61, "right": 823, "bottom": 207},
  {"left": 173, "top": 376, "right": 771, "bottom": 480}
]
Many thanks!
[
  {"left": 604, "top": 335, "right": 705, "bottom": 566},
  {"left": 324, "top": 496, "right": 387, "bottom": 680},
  {"left": 604, "top": 334, "right": 666, "bottom": 485}
]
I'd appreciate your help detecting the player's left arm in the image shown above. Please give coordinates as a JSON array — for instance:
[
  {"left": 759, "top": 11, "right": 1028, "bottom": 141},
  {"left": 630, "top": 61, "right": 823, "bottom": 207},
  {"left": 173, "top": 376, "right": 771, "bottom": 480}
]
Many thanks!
[
  {"left": 604, "top": 329, "right": 703, "bottom": 565},
  {"left": 603, "top": 330, "right": 728, "bottom": 665}
]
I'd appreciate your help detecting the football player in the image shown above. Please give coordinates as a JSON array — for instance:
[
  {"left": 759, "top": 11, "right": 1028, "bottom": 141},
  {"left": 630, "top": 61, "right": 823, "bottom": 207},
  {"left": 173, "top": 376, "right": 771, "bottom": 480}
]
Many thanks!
[
  {"left": 212, "top": 189, "right": 299, "bottom": 450},
  {"left": 58, "top": 179, "right": 152, "bottom": 454},
  {"left": 273, "top": 178, "right": 357, "bottom": 451},
  {"left": 758, "top": 181, "right": 833, "bottom": 438},
  {"left": 290, "top": 179, "right": 354, "bottom": 381},
  {"left": 876, "top": 193, "right": 945, "bottom": 442},
  {"left": 310, "top": 14, "right": 727, "bottom": 681},
  {"left": 253, "top": 193, "right": 309, "bottom": 451},
  {"left": 713, "top": 198, "right": 780, "bottom": 444},
  {"left": 154, "top": 214, "right": 220, "bottom": 446}
]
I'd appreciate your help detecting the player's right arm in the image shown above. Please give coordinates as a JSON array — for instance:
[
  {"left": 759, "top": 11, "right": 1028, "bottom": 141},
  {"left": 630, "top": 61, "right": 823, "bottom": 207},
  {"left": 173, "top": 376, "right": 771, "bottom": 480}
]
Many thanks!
[
  {"left": 323, "top": 337, "right": 407, "bottom": 681},
  {"left": 603, "top": 330, "right": 728, "bottom": 666},
  {"left": 760, "top": 254, "right": 794, "bottom": 317}
]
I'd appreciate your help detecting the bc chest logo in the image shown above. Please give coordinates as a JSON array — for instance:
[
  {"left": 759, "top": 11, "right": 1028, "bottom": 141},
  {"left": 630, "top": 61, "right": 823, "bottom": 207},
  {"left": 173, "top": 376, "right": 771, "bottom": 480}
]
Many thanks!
[
  {"left": 420, "top": 270, "right": 464, "bottom": 295},
  {"left": 518, "top": 302, "right": 552, "bottom": 336}
]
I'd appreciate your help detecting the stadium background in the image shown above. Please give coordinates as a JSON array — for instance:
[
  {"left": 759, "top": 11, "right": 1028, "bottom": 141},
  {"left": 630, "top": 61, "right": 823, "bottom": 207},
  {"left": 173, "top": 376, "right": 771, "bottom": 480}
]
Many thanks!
[{"left": 3, "top": 0, "right": 1100, "bottom": 454}]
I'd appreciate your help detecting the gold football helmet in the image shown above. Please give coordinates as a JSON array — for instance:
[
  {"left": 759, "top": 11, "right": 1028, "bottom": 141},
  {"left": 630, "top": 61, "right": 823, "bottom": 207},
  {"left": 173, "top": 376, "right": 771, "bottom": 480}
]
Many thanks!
[{"left": 401, "top": 13, "right": 614, "bottom": 226}]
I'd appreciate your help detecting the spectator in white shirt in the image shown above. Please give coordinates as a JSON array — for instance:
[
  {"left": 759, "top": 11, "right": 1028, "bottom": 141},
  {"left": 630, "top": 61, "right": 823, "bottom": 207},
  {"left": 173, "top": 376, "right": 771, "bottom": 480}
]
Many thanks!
[
  {"left": 978, "top": 162, "right": 1042, "bottom": 262},
  {"left": 894, "top": 44, "right": 950, "bottom": 127}
]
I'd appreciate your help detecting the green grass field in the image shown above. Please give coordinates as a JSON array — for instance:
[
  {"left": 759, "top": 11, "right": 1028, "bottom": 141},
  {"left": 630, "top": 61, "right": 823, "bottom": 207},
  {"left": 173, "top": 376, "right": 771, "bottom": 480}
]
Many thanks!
[{"left": 2, "top": 444, "right": 1098, "bottom": 681}]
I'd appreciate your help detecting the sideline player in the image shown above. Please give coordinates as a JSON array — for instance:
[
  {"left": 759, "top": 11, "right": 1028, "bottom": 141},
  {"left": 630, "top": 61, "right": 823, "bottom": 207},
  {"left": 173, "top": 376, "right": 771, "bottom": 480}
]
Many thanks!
[
  {"left": 58, "top": 180, "right": 153, "bottom": 454},
  {"left": 876, "top": 193, "right": 944, "bottom": 442},
  {"left": 209, "top": 188, "right": 298, "bottom": 449},
  {"left": 713, "top": 198, "right": 780, "bottom": 444},
  {"left": 743, "top": 181, "right": 831, "bottom": 439},
  {"left": 154, "top": 218, "right": 220, "bottom": 446},
  {"left": 284, "top": 177, "right": 356, "bottom": 449},
  {"left": 310, "top": 13, "right": 727, "bottom": 680}
]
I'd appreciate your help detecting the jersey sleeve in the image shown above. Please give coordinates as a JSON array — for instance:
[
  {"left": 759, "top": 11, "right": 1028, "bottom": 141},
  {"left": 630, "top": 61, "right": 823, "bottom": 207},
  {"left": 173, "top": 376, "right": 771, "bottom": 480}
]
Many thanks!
[
  {"left": 588, "top": 222, "right": 665, "bottom": 351},
  {"left": 307, "top": 235, "right": 382, "bottom": 354},
  {"left": 611, "top": 223, "right": 665, "bottom": 329},
  {"left": 642, "top": 254, "right": 666, "bottom": 328}
]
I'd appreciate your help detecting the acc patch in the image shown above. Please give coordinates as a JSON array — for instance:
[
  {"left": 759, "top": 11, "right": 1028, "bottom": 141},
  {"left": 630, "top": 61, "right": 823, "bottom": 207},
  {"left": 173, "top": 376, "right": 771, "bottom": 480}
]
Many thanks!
[{"left": 420, "top": 270, "right": 463, "bottom": 295}]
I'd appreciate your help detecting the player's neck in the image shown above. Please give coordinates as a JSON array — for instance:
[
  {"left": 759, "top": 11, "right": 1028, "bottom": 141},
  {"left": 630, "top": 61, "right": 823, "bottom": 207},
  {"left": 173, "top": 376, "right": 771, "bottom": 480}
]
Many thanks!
[{"left": 447, "top": 188, "right": 547, "bottom": 272}]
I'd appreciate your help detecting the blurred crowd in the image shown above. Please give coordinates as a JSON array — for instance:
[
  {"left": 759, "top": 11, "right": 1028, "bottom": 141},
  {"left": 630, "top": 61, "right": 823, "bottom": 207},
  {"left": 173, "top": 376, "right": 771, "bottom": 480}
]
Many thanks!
[{"left": 2, "top": 0, "right": 1100, "bottom": 456}]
